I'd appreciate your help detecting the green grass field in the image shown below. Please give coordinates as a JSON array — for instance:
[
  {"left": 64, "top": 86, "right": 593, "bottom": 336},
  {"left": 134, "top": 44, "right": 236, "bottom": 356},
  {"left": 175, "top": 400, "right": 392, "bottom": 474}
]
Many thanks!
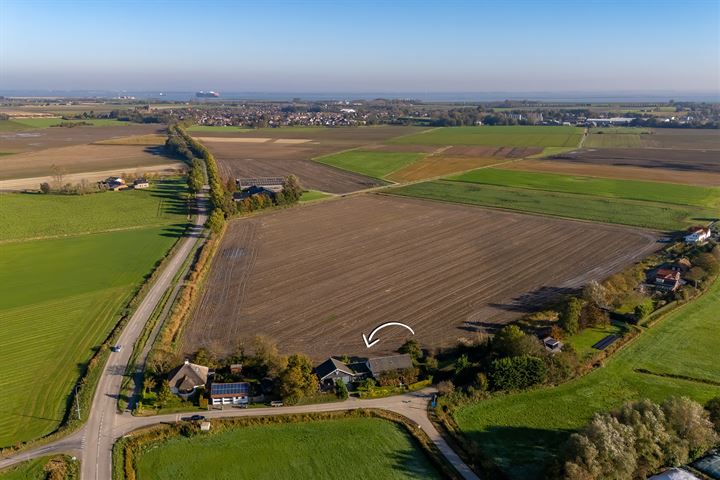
[
  {"left": 0, "top": 181, "right": 188, "bottom": 447},
  {"left": 448, "top": 168, "right": 720, "bottom": 208},
  {"left": 389, "top": 126, "right": 584, "bottom": 148},
  {"left": 0, "top": 120, "right": 30, "bottom": 132},
  {"left": 0, "top": 457, "right": 49, "bottom": 479},
  {"left": 316, "top": 150, "right": 425, "bottom": 179},
  {"left": 584, "top": 133, "right": 644, "bottom": 148},
  {"left": 300, "top": 190, "right": 332, "bottom": 202},
  {"left": 564, "top": 321, "right": 627, "bottom": 359},
  {"left": 186, "top": 125, "right": 252, "bottom": 132},
  {"left": 0, "top": 179, "right": 189, "bottom": 242},
  {"left": 10, "top": 118, "right": 131, "bottom": 128},
  {"left": 391, "top": 180, "right": 707, "bottom": 230},
  {"left": 134, "top": 417, "right": 442, "bottom": 480},
  {"left": 454, "top": 278, "right": 720, "bottom": 479}
]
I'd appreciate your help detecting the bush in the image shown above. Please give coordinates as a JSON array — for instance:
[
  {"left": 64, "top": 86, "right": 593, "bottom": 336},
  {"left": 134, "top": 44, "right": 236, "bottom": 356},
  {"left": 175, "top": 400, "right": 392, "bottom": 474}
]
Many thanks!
[
  {"left": 705, "top": 396, "right": 720, "bottom": 432},
  {"left": 559, "top": 297, "right": 584, "bottom": 335},
  {"left": 634, "top": 302, "right": 654, "bottom": 321},
  {"left": 489, "top": 355, "right": 547, "bottom": 391},
  {"left": 335, "top": 379, "right": 349, "bottom": 400}
]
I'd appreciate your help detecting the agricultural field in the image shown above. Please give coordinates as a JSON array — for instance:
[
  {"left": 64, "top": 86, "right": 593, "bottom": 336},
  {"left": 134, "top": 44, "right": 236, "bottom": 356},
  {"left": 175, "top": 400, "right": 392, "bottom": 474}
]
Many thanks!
[
  {"left": 447, "top": 169, "right": 720, "bottom": 208},
  {"left": 550, "top": 147, "right": 720, "bottom": 174},
  {"left": 0, "top": 181, "right": 188, "bottom": 447},
  {"left": 387, "top": 155, "right": 505, "bottom": 182},
  {"left": 196, "top": 126, "right": 424, "bottom": 193},
  {"left": 0, "top": 455, "right": 77, "bottom": 480},
  {"left": 316, "top": 150, "right": 425, "bottom": 179},
  {"left": 388, "top": 126, "right": 584, "bottom": 148},
  {"left": 94, "top": 134, "right": 167, "bottom": 146},
  {"left": 583, "top": 131, "right": 647, "bottom": 148},
  {"left": 299, "top": 190, "right": 332, "bottom": 202},
  {"left": 453, "top": 276, "right": 720, "bottom": 479},
  {"left": 0, "top": 124, "right": 164, "bottom": 154},
  {"left": 502, "top": 158, "right": 720, "bottom": 187},
  {"left": 0, "top": 179, "right": 188, "bottom": 241},
  {"left": 132, "top": 417, "right": 442, "bottom": 480},
  {"left": 644, "top": 128, "right": 720, "bottom": 150},
  {"left": 0, "top": 144, "right": 178, "bottom": 180},
  {"left": 10, "top": 118, "right": 132, "bottom": 129},
  {"left": 182, "top": 195, "right": 657, "bottom": 360},
  {"left": 392, "top": 181, "right": 706, "bottom": 231}
]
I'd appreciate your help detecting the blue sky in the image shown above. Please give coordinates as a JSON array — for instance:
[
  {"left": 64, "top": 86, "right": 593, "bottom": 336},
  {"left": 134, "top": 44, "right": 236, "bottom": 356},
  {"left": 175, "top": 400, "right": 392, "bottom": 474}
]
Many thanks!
[{"left": 1, "top": 0, "right": 718, "bottom": 93}]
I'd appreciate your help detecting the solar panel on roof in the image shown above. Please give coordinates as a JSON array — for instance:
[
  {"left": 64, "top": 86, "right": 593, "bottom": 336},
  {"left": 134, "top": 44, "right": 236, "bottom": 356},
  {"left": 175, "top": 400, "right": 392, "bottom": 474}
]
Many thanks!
[{"left": 211, "top": 382, "right": 250, "bottom": 395}]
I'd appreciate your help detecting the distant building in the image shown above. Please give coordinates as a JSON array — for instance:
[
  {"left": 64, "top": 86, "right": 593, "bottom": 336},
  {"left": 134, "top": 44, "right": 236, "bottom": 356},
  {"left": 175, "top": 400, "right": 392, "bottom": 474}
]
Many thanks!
[
  {"left": 168, "top": 360, "right": 209, "bottom": 399},
  {"left": 210, "top": 382, "right": 250, "bottom": 406},
  {"left": 102, "top": 176, "right": 128, "bottom": 191},
  {"left": 133, "top": 178, "right": 150, "bottom": 189},
  {"left": 684, "top": 226, "right": 711, "bottom": 244},
  {"left": 586, "top": 117, "right": 635, "bottom": 126},
  {"left": 236, "top": 177, "right": 284, "bottom": 192}
]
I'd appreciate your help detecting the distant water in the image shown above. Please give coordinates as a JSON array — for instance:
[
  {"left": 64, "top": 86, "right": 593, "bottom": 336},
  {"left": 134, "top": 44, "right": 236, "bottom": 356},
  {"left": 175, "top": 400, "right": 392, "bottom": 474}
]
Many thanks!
[{"left": 1, "top": 90, "right": 718, "bottom": 103}]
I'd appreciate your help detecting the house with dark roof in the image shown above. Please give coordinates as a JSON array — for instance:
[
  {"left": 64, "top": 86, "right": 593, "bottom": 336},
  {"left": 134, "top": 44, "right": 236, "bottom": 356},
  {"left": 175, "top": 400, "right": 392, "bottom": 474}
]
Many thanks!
[
  {"left": 210, "top": 382, "right": 250, "bottom": 406},
  {"left": 236, "top": 177, "right": 284, "bottom": 192},
  {"left": 314, "top": 358, "right": 357, "bottom": 387},
  {"left": 366, "top": 354, "right": 413, "bottom": 378},
  {"left": 233, "top": 185, "right": 278, "bottom": 201},
  {"left": 314, "top": 354, "right": 414, "bottom": 388},
  {"left": 168, "top": 360, "right": 209, "bottom": 399}
]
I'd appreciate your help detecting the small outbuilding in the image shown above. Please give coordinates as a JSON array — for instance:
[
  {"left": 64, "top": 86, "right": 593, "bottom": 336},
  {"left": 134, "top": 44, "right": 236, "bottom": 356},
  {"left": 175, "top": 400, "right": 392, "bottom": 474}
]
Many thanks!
[
  {"left": 543, "top": 336, "right": 563, "bottom": 353},
  {"left": 366, "top": 354, "right": 414, "bottom": 378},
  {"left": 133, "top": 178, "right": 150, "bottom": 189}
]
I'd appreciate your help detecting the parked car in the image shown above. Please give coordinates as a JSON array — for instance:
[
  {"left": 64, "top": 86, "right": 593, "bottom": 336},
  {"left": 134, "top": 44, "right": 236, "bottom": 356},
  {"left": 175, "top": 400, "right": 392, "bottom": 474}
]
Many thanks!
[
  {"left": 270, "top": 400, "right": 283, "bottom": 407},
  {"left": 111, "top": 345, "right": 122, "bottom": 352},
  {"left": 181, "top": 414, "right": 206, "bottom": 421}
]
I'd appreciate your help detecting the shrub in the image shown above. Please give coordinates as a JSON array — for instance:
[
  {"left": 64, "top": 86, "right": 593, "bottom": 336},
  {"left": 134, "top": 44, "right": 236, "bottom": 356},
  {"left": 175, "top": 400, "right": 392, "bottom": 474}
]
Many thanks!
[
  {"left": 489, "top": 355, "right": 547, "bottom": 391},
  {"left": 705, "top": 396, "right": 720, "bottom": 432},
  {"left": 634, "top": 302, "right": 654, "bottom": 321},
  {"left": 335, "top": 379, "right": 349, "bottom": 400},
  {"left": 560, "top": 297, "right": 584, "bottom": 334}
]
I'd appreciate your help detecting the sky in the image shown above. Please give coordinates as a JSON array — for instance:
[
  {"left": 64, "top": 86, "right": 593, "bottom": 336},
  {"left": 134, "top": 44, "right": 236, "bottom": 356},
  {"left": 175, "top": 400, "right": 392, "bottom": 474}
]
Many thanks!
[{"left": 0, "top": 0, "right": 718, "bottom": 94}]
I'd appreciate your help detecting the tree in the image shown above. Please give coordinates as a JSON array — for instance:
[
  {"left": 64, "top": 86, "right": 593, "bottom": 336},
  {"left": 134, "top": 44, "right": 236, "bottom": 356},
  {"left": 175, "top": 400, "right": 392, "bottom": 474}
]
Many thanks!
[
  {"left": 560, "top": 297, "right": 584, "bottom": 335},
  {"left": 662, "top": 396, "right": 718, "bottom": 458},
  {"left": 206, "top": 209, "right": 225, "bottom": 234},
  {"left": 705, "top": 396, "right": 720, "bottom": 432},
  {"left": 192, "top": 347, "right": 216, "bottom": 368},
  {"left": 581, "top": 302, "right": 609, "bottom": 328},
  {"left": 399, "top": 339, "right": 422, "bottom": 360},
  {"left": 143, "top": 375, "right": 157, "bottom": 394},
  {"left": 491, "top": 324, "right": 544, "bottom": 358},
  {"left": 634, "top": 302, "right": 653, "bottom": 321},
  {"left": 248, "top": 335, "right": 286, "bottom": 378},
  {"left": 582, "top": 281, "right": 608, "bottom": 308},
  {"left": 694, "top": 252, "right": 719, "bottom": 277},
  {"left": 39, "top": 182, "right": 51, "bottom": 194},
  {"left": 279, "top": 354, "right": 318, "bottom": 404},
  {"left": 437, "top": 380, "right": 455, "bottom": 396},
  {"left": 335, "top": 379, "right": 348, "bottom": 400},
  {"left": 489, "top": 355, "right": 547, "bottom": 391},
  {"left": 157, "top": 380, "right": 174, "bottom": 406},
  {"left": 685, "top": 266, "right": 707, "bottom": 288},
  {"left": 282, "top": 174, "right": 303, "bottom": 202}
]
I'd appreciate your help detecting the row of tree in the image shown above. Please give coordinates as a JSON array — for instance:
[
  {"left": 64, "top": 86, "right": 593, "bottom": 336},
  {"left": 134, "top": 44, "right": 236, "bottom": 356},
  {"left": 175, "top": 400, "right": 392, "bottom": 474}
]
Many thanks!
[{"left": 560, "top": 396, "right": 720, "bottom": 479}]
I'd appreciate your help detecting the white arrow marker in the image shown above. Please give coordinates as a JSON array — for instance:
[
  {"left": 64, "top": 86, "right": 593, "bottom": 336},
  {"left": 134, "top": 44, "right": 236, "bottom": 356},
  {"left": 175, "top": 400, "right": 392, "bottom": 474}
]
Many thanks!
[{"left": 362, "top": 322, "right": 415, "bottom": 348}]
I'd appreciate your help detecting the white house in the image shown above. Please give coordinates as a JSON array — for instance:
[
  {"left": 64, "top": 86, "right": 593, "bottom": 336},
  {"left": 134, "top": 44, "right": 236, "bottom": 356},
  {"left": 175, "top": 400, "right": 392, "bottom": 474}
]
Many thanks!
[
  {"left": 684, "top": 226, "right": 711, "bottom": 244},
  {"left": 210, "top": 382, "right": 250, "bottom": 406}
]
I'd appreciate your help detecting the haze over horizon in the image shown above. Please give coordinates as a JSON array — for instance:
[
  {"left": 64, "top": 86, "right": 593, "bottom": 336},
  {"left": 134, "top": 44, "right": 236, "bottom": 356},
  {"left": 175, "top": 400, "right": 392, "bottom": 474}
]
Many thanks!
[{"left": 1, "top": 0, "right": 718, "bottom": 95}]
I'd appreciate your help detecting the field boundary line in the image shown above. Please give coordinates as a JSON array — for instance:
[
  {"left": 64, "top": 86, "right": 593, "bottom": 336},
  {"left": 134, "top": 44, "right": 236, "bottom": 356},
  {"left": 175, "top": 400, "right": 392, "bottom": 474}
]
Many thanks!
[{"left": 0, "top": 222, "right": 189, "bottom": 245}]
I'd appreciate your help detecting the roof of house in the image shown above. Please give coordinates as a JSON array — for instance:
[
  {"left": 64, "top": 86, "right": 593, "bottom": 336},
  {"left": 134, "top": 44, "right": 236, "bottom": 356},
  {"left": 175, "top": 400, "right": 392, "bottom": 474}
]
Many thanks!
[
  {"left": 656, "top": 268, "right": 680, "bottom": 278},
  {"left": 648, "top": 467, "right": 701, "bottom": 480},
  {"left": 169, "top": 361, "right": 209, "bottom": 392},
  {"left": 134, "top": 178, "right": 149, "bottom": 184},
  {"left": 237, "top": 177, "right": 284, "bottom": 188},
  {"left": 210, "top": 382, "right": 250, "bottom": 397},
  {"left": 367, "top": 354, "right": 413, "bottom": 376},
  {"left": 687, "top": 226, "right": 710, "bottom": 234},
  {"left": 315, "top": 358, "right": 355, "bottom": 380}
]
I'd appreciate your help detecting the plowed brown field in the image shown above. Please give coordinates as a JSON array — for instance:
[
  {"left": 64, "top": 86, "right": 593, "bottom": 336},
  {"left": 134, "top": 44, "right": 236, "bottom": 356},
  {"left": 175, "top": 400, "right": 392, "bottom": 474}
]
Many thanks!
[
  {"left": 198, "top": 126, "right": 424, "bottom": 194},
  {"left": 183, "top": 195, "right": 659, "bottom": 360}
]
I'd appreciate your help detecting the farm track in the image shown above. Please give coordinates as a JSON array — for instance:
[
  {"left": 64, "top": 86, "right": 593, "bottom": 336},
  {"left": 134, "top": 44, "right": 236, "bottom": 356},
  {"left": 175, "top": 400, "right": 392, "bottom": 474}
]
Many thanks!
[{"left": 183, "top": 195, "right": 659, "bottom": 360}]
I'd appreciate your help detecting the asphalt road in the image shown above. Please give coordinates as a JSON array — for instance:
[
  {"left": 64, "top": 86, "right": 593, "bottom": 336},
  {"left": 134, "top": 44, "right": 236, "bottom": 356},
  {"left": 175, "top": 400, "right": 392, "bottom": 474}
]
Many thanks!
[{"left": 0, "top": 188, "right": 480, "bottom": 480}]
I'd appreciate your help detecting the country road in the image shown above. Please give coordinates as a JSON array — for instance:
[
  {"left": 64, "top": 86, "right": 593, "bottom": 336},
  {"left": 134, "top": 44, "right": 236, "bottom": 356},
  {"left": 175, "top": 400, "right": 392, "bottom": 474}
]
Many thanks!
[{"left": 0, "top": 187, "right": 480, "bottom": 480}]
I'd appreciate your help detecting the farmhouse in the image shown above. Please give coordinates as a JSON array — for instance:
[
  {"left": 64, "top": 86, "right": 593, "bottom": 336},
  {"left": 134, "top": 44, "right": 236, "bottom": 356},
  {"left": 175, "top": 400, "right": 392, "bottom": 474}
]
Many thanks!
[
  {"left": 366, "top": 354, "right": 414, "bottom": 378},
  {"left": 233, "top": 185, "right": 278, "bottom": 201},
  {"left": 133, "top": 178, "right": 150, "bottom": 189},
  {"left": 236, "top": 177, "right": 284, "bottom": 192},
  {"left": 315, "top": 358, "right": 357, "bottom": 386},
  {"left": 314, "top": 354, "right": 414, "bottom": 388},
  {"left": 101, "top": 176, "right": 128, "bottom": 191},
  {"left": 210, "top": 382, "right": 250, "bottom": 406},
  {"left": 654, "top": 268, "right": 682, "bottom": 292},
  {"left": 684, "top": 226, "right": 711, "bottom": 244},
  {"left": 168, "top": 360, "right": 209, "bottom": 399}
]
